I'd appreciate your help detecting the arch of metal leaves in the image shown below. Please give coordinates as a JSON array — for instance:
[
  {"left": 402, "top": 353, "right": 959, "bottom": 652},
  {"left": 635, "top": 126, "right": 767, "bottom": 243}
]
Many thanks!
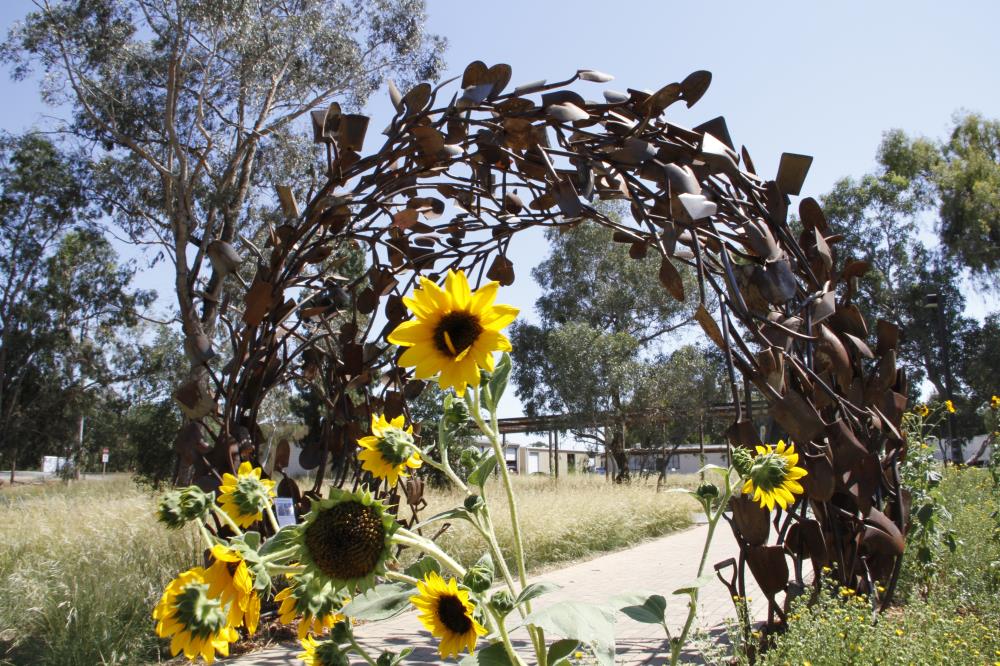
[{"left": 173, "top": 61, "right": 910, "bottom": 628}]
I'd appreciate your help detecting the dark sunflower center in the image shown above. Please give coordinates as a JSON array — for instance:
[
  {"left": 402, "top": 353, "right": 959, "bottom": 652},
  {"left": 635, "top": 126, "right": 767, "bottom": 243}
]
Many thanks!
[
  {"left": 437, "top": 594, "right": 473, "bottom": 635},
  {"left": 304, "top": 501, "right": 386, "bottom": 581},
  {"left": 433, "top": 311, "right": 482, "bottom": 358}
]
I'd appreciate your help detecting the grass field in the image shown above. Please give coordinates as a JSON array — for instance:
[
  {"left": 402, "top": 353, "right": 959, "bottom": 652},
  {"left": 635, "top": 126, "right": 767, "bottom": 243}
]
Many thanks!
[{"left": 0, "top": 472, "right": 696, "bottom": 665}]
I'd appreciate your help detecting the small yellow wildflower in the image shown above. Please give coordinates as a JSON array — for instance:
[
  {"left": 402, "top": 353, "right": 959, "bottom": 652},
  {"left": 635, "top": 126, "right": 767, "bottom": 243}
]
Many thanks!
[{"left": 945, "top": 399, "right": 956, "bottom": 413}]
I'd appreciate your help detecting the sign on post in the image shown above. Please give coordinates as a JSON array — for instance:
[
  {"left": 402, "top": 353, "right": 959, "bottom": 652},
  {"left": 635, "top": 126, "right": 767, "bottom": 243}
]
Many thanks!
[
  {"left": 101, "top": 447, "right": 109, "bottom": 474},
  {"left": 274, "top": 497, "right": 297, "bottom": 528}
]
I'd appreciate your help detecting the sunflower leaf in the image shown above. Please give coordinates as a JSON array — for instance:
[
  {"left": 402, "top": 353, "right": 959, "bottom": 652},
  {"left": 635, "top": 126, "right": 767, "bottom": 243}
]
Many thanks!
[
  {"left": 672, "top": 574, "right": 715, "bottom": 596},
  {"left": 410, "top": 507, "right": 472, "bottom": 531},
  {"left": 469, "top": 453, "right": 498, "bottom": 488},
  {"left": 258, "top": 525, "right": 299, "bottom": 559},
  {"left": 547, "top": 639, "right": 580, "bottom": 665},
  {"left": 341, "top": 582, "right": 413, "bottom": 621},
  {"left": 485, "top": 352, "right": 512, "bottom": 411},
  {"left": 403, "top": 556, "right": 440, "bottom": 581},
  {"left": 619, "top": 594, "right": 666, "bottom": 624},
  {"left": 524, "top": 602, "right": 616, "bottom": 666},
  {"left": 459, "top": 642, "right": 514, "bottom": 666},
  {"left": 514, "top": 581, "right": 561, "bottom": 606}
]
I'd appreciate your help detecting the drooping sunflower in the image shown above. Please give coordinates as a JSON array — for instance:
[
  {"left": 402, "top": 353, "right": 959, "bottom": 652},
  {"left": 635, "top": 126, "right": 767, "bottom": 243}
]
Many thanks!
[
  {"left": 387, "top": 269, "right": 519, "bottom": 396},
  {"left": 410, "top": 571, "right": 487, "bottom": 659},
  {"left": 274, "top": 572, "right": 348, "bottom": 640},
  {"left": 914, "top": 404, "right": 930, "bottom": 418},
  {"left": 293, "top": 489, "right": 398, "bottom": 591},
  {"left": 357, "top": 413, "right": 422, "bottom": 487},
  {"left": 298, "top": 634, "right": 350, "bottom": 666},
  {"left": 203, "top": 544, "right": 260, "bottom": 634},
  {"left": 216, "top": 461, "right": 277, "bottom": 528},
  {"left": 152, "top": 567, "right": 239, "bottom": 664},
  {"left": 740, "top": 440, "right": 808, "bottom": 511}
]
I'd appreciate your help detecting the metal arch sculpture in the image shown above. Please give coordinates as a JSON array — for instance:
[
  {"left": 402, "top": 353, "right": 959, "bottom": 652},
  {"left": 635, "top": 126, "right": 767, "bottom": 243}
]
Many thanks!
[{"left": 172, "top": 61, "right": 909, "bottom": 631}]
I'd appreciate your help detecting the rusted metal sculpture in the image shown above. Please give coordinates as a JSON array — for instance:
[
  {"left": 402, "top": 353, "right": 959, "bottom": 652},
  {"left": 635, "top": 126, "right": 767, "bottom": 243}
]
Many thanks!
[{"left": 173, "top": 61, "right": 909, "bottom": 632}]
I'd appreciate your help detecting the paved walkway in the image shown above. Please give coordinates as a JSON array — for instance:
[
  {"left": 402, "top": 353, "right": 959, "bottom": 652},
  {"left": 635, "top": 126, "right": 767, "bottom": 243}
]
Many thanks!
[{"left": 228, "top": 523, "right": 767, "bottom": 665}]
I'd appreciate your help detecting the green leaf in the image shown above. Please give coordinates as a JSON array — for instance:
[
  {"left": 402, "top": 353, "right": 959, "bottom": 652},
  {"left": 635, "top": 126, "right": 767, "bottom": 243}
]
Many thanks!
[
  {"left": 242, "top": 530, "right": 261, "bottom": 550},
  {"left": 376, "top": 648, "right": 413, "bottom": 666},
  {"left": 916, "top": 503, "right": 935, "bottom": 525},
  {"left": 258, "top": 525, "right": 299, "bottom": 559},
  {"left": 342, "top": 583, "right": 413, "bottom": 621},
  {"left": 514, "top": 581, "right": 561, "bottom": 606},
  {"left": 469, "top": 453, "right": 498, "bottom": 488},
  {"left": 403, "top": 556, "right": 440, "bottom": 581},
  {"left": 619, "top": 594, "right": 666, "bottom": 624},
  {"left": 698, "top": 463, "right": 731, "bottom": 478},
  {"left": 672, "top": 574, "right": 715, "bottom": 596},
  {"left": 459, "top": 642, "right": 514, "bottom": 666},
  {"left": 525, "top": 602, "right": 616, "bottom": 666},
  {"left": 411, "top": 507, "right": 472, "bottom": 531},
  {"left": 486, "top": 353, "right": 512, "bottom": 411},
  {"left": 547, "top": 639, "right": 580, "bottom": 665}
]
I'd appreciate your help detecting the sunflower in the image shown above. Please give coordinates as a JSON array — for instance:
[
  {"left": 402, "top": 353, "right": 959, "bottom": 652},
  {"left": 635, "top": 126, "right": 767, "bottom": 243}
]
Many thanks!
[
  {"left": 357, "top": 413, "right": 422, "bottom": 486},
  {"left": 740, "top": 440, "right": 808, "bottom": 511},
  {"left": 204, "top": 544, "right": 260, "bottom": 634},
  {"left": 153, "top": 567, "right": 239, "bottom": 664},
  {"left": 915, "top": 404, "right": 930, "bottom": 418},
  {"left": 298, "top": 635, "right": 350, "bottom": 666},
  {"left": 944, "top": 399, "right": 956, "bottom": 413},
  {"left": 217, "top": 461, "right": 277, "bottom": 528},
  {"left": 410, "top": 572, "right": 487, "bottom": 659},
  {"left": 991, "top": 395, "right": 1000, "bottom": 410},
  {"left": 387, "top": 269, "right": 518, "bottom": 396},
  {"left": 275, "top": 572, "right": 348, "bottom": 640},
  {"left": 293, "top": 489, "right": 398, "bottom": 591}
]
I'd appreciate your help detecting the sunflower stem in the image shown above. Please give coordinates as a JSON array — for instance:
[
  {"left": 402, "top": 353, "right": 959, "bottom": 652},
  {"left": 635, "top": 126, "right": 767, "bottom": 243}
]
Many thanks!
[
  {"left": 394, "top": 530, "right": 466, "bottom": 577},
  {"left": 196, "top": 521, "right": 217, "bottom": 550},
  {"left": 267, "top": 564, "right": 305, "bottom": 576},
  {"left": 488, "top": 607, "right": 528, "bottom": 666},
  {"left": 385, "top": 570, "right": 420, "bottom": 586},
  {"left": 347, "top": 634, "right": 378, "bottom": 666},
  {"left": 471, "top": 510, "right": 527, "bottom": 620},
  {"left": 261, "top": 545, "right": 298, "bottom": 564},
  {"left": 210, "top": 504, "right": 244, "bottom": 537},
  {"left": 470, "top": 384, "right": 546, "bottom": 666},
  {"left": 263, "top": 502, "right": 281, "bottom": 534},
  {"left": 670, "top": 470, "right": 734, "bottom": 666}
]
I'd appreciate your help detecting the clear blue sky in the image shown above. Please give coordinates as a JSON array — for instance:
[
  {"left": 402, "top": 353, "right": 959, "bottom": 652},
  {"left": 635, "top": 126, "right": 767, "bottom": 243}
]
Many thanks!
[{"left": 1, "top": 1, "right": 997, "bottom": 417}]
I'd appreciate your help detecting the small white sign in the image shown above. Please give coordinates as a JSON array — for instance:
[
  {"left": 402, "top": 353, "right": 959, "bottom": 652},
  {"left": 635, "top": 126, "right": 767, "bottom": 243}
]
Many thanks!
[
  {"left": 101, "top": 453, "right": 109, "bottom": 464},
  {"left": 274, "top": 497, "right": 296, "bottom": 528}
]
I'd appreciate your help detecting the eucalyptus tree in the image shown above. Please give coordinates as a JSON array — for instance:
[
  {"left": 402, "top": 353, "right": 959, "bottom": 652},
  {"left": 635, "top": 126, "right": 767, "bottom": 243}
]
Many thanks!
[
  {"left": 2, "top": 0, "right": 445, "bottom": 370},
  {"left": 511, "top": 215, "right": 700, "bottom": 482}
]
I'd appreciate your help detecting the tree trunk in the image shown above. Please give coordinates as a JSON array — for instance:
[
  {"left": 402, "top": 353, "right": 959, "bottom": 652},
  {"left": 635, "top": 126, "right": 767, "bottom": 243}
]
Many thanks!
[{"left": 609, "top": 422, "right": 629, "bottom": 483}]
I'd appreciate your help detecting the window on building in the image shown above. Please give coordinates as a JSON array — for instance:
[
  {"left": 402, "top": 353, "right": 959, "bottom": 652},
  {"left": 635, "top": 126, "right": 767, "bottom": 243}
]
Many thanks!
[{"left": 567, "top": 453, "right": 576, "bottom": 472}]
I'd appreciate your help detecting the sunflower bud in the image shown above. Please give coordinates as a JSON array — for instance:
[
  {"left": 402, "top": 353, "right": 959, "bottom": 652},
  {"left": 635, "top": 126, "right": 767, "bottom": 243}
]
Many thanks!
[
  {"left": 696, "top": 483, "right": 720, "bottom": 501},
  {"left": 732, "top": 447, "right": 754, "bottom": 477},
  {"left": 459, "top": 446, "right": 481, "bottom": 469},
  {"left": 463, "top": 554, "right": 494, "bottom": 593},
  {"left": 300, "top": 636, "right": 350, "bottom": 666},
  {"left": 463, "top": 494, "right": 486, "bottom": 512},
  {"left": 330, "top": 620, "right": 353, "bottom": 643},
  {"left": 444, "top": 399, "right": 470, "bottom": 430},
  {"left": 489, "top": 589, "right": 514, "bottom": 616},
  {"left": 158, "top": 486, "right": 213, "bottom": 528}
]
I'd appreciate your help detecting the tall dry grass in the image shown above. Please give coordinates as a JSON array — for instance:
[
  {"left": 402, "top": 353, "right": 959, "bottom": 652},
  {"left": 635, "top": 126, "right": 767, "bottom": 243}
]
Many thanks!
[
  {"left": 403, "top": 473, "right": 698, "bottom": 571},
  {"left": 0, "top": 476, "right": 200, "bottom": 665}
]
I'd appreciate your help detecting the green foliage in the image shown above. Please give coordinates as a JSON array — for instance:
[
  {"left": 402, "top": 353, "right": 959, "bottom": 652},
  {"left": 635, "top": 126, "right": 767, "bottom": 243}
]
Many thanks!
[{"left": 759, "top": 468, "right": 1000, "bottom": 666}]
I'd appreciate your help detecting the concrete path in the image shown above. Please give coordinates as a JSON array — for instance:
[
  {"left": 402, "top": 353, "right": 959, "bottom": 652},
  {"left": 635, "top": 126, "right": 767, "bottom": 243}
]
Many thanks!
[{"left": 228, "top": 523, "right": 767, "bottom": 665}]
